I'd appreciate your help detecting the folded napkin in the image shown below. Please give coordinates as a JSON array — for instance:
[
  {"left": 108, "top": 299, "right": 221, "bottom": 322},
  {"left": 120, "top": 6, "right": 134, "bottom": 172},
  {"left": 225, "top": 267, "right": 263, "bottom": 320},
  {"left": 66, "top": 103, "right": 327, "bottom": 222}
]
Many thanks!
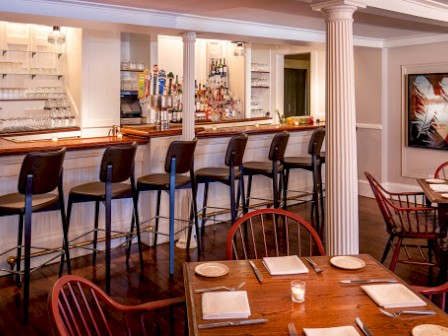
[
  {"left": 361, "top": 283, "right": 426, "bottom": 308},
  {"left": 429, "top": 184, "right": 448, "bottom": 192},
  {"left": 202, "top": 291, "right": 251, "bottom": 320},
  {"left": 304, "top": 326, "right": 360, "bottom": 336},
  {"left": 262, "top": 255, "right": 309, "bottom": 275}
]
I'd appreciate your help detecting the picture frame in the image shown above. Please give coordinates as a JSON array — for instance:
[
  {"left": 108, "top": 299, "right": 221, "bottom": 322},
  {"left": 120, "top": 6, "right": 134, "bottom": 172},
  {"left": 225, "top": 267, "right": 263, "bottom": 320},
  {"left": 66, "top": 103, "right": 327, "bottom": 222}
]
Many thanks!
[{"left": 407, "top": 73, "right": 448, "bottom": 150}]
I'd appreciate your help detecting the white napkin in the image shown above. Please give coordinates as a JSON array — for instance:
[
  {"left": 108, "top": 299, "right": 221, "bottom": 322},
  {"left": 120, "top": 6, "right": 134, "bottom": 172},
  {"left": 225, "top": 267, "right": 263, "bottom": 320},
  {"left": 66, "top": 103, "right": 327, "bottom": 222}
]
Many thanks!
[
  {"left": 361, "top": 283, "right": 427, "bottom": 308},
  {"left": 202, "top": 291, "right": 251, "bottom": 319},
  {"left": 429, "top": 184, "right": 448, "bottom": 192},
  {"left": 262, "top": 255, "right": 309, "bottom": 275},
  {"left": 304, "top": 326, "right": 360, "bottom": 336}
]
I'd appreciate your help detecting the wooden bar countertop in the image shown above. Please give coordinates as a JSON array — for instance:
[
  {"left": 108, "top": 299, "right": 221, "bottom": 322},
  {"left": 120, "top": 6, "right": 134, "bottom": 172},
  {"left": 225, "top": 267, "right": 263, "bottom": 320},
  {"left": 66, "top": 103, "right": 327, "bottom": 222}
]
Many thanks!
[
  {"left": 121, "top": 122, "right": 324, "bottom": 139},
  {"left": 0, "top": 122, "right": 323, "bottom": 157},
  {"left": 0, "top": 135, "right": 149, "bottom": 157}
]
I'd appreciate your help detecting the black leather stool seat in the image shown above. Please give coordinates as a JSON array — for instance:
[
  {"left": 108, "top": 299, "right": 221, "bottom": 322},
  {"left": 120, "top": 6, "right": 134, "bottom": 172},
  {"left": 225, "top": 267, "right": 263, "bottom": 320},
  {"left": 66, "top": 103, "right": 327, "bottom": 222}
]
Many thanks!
[
  {"left": 195, "top": 134, "right": 248, "bottom": 228},
  {"left": 69, "top": 182, "right": 132, "bottom": 200},
  {"left": 138, "top": 173, "right": 191, "bottom": 190},
  {"left": 283, "top": 127, "right": 325, "bottom": 232},
  {"left": 244, "top": 161, "right": 284, "bottom": 176},
  {"left": 196, "top": 167, "right": 242, "bottom": 183},
  {"left": 64, "top": 142, "right": 142, "bottom": 295},
  {"left": 244, "top": 131, "right": 289, "bottom": 210},
  {"left": 0, "top": 193, "right": 59, "bottom": 212},
  {"left": 0, "top": 147, "right": 69, "bottom": 323},
  {"left": 284, "top": 156, "right": 313, "bottom": 168},
  {"left": 133, "top": 139, "right": 199, "bottom": 276}
]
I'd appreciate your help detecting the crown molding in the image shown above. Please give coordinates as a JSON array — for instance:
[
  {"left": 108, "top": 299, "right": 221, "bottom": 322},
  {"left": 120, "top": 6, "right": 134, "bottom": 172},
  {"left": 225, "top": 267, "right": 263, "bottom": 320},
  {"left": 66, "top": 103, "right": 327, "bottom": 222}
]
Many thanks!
[
  {"left": 0, "top": 0, "right": 327, "bottom": 43},
  {"left": 366, "top": 0, "right": 448, "bottom": 22},
  {"left": 0, "top": 0, "right": 447, "bottom": 49}
]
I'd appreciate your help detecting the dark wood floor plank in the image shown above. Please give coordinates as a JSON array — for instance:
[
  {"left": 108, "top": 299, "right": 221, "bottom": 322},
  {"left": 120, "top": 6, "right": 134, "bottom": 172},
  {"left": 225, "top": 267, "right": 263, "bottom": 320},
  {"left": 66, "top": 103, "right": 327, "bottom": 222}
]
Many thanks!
[{"left": 0, "top": 196, "right": 438, "bottom": 335}]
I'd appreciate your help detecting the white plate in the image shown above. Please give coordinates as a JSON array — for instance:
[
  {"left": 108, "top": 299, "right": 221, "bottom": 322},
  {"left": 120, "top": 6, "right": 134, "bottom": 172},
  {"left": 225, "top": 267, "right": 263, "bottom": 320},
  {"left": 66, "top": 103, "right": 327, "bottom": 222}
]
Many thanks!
[
  {"left": 426, "top": 178, "right": 446, "bottom": 184},
  {"left": 195, "top": 262, "right": 229, "bottom": 277},
  {"left": 330, "top": 256, "right": 366, "bottom": 270},
  {"left": 412, "top": 324, "right": 448, "bottom": 336}
]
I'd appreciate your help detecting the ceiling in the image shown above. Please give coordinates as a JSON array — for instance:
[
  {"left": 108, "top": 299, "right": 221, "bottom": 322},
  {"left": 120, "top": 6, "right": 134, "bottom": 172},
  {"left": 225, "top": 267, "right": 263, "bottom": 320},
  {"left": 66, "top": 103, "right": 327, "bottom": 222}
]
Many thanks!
[{"left": 2, "top": 0, "right": 448, "bottom": 44}]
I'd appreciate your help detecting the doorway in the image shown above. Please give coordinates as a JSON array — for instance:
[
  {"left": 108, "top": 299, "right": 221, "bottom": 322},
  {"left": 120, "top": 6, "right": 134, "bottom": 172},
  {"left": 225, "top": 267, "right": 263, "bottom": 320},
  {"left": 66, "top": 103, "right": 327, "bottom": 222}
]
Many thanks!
[{"left": 284, "top": 53, "right": 310, "bottom": 117}]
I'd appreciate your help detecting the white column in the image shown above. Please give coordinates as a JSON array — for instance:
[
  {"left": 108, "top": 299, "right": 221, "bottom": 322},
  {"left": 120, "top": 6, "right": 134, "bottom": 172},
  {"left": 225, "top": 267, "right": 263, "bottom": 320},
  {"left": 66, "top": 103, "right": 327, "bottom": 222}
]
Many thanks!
[
  {"left": 313, "top": 1, "right": 365, "bottom": 255},
  {"left": 177, "top": 31, "right": 197, "bottom": 249},
  {"left": 181, "top": 31, "right": 196, "bottom": 141}
]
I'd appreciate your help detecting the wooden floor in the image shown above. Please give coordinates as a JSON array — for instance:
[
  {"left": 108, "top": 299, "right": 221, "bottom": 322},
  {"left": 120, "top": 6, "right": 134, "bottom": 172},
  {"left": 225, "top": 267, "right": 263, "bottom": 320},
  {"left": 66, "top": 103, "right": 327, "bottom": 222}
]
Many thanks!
[{"left": 0, "top": 196, "right": 439, "bottom": 335}]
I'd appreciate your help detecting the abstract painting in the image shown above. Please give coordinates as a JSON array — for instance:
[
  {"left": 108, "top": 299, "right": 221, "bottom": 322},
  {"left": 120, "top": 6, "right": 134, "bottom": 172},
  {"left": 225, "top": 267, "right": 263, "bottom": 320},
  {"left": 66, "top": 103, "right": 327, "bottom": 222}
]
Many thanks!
[{"left": 408, "top": 73, "right": 448, "bottom": 149}]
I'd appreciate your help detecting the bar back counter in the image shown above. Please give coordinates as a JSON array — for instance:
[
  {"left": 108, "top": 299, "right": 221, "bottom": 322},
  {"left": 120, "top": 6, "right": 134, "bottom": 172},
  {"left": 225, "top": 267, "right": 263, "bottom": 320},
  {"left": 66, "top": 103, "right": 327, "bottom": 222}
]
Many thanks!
[{"left": 0, "top": 122, "right": 323, "bottom": 274}]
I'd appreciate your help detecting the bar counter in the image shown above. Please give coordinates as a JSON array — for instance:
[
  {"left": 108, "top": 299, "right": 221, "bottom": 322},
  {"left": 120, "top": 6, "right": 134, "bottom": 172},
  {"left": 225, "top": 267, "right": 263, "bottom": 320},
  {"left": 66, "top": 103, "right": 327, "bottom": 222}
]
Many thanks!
[{"left": 0, "top": 121, "right": 323, "bottom": 275}]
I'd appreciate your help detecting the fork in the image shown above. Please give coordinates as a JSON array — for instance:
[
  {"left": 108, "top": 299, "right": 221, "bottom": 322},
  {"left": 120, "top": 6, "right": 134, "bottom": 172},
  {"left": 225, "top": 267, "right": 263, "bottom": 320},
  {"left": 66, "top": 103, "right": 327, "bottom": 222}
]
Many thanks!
[
  {"left": 305, "top": 257, "right": 323, "bottom": 273},
  {"left": 195, "top": 282, "right": 246, "bottom": 293},
  {"left": 288, "top": 322, "right": 298, "bottom": 336},
  {"left": 379, "top": 308, "right": 436, "bottom": 318}
]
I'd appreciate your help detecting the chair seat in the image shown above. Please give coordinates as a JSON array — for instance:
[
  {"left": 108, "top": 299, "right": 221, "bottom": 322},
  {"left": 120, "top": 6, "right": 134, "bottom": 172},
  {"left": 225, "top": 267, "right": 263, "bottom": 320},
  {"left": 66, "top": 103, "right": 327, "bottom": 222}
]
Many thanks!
[
  {"left": 284, "top": 156, "right": 313, "bottom": 169},
  {"left": 244, "top": 161, "right": 284, "bottom": 176},
  {"left": 69, "top": 182, "right": 132, "bottom": 200},
  {"left": 196, "top": 167, "right": 241, "bottom": 183},
  {"left": 138, "top": 173, "right": 191, "bottom": 190},
  {"left": 0, "top": 192, "right": 58, "bottom": 212}
]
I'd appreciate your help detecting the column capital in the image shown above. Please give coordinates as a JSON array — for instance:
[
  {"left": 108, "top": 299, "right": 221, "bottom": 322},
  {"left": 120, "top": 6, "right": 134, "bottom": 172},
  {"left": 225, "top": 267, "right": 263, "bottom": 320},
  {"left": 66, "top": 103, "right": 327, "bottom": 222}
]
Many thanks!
[
  {"left": 312, "top": 0, "right": 366, "bottom": 12},
  {"left": 181, "top": 31, "right": 197, "bottom": 42}
]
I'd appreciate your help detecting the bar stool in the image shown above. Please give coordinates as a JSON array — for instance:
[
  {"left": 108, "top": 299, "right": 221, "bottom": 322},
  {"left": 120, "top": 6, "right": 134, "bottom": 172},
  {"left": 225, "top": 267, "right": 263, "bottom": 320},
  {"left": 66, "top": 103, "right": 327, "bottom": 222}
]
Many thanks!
[
  {"left": 0, "top": 147, "right": 69, "bottom": 323},
  {"left": 135, "top": 139, "right": 199, "bottom": 275},
  {"left": 64, "top": 142, "right": 142, "bottom": 294},
  {"left": 283, "top": 127, "right": 325, "bottom": 231},
  {"left": 195, "top": 133, "right": 248, "bottom": 229},
  {"left": 244, "top": 131, "right": 290, "bottom": 209}
]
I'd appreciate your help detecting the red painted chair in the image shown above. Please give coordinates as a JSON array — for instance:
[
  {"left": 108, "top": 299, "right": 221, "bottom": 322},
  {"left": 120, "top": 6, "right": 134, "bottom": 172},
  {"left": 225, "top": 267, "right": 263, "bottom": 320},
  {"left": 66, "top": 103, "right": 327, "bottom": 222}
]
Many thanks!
[
  {"left": 365, "top": 172, "right": 441, "bottom": 271},
  {"left": 435, "top": 162, "right": 448, "bottom": 179},
  {"left": 226, "top": 208, "right": 325, "bottom": 260},
  {"left": 412, "top": 282, "right": 448, "bottom": 311},
  {"left": 48, "top": 275, "right": 185, "bottom": 336}
]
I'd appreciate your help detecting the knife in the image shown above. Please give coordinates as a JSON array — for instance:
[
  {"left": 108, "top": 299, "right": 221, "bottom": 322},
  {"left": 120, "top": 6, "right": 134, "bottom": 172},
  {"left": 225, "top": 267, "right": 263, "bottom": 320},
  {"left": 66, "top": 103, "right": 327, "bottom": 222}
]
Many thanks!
[
  {"left": 356, "top": 317, "right": 373, "bottom": 336},
  {"left": 340, "top": 279, "right": 397, "bottom": 284},
  {"left": 198, "top": 318, "right": 269, "bottom": 329},
  {"left": 249, "top": 260, "right": 263, "bottom": 283}
]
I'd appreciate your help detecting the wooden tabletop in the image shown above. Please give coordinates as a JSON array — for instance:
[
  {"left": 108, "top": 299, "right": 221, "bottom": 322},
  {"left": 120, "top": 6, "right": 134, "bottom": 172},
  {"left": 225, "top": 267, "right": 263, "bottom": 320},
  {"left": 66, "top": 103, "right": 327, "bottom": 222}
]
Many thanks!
[
  {"left": 417, "top": 178, "right": 448, "bottom": 205},
  {"left": 183, "top": 254, "right": 448, "bottom": 336}
]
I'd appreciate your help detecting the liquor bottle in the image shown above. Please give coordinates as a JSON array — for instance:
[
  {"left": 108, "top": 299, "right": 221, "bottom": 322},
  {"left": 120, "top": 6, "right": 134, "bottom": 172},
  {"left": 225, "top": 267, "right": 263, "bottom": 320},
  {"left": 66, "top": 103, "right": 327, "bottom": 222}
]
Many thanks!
[
  {"left": 222, "top": 58, "right": 228, "bottom": 77},
  {"left": 217, "top": 58, "right": 222, "bottom": 75},
  {"left": 210, "top": 58, "right": 215, "bottom": 76},
  {"left": 174, "top": 75, "right": 179, "bottom": 93}
]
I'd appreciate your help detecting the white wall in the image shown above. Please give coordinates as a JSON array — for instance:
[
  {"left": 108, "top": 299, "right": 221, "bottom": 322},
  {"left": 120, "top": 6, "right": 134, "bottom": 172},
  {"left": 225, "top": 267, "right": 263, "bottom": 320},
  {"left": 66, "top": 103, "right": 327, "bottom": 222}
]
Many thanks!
[
  {"left": 66, "top": 27, "right": 82, "bottom": 123},
  {"left": 386, "top": 42, "right": 448, "bottom": 190},
  {"left": 354, "top": 46, "right": 384, "bottom": 196},
  {"left": 81, "top": 29, "right": 121, "bottom": 136}
]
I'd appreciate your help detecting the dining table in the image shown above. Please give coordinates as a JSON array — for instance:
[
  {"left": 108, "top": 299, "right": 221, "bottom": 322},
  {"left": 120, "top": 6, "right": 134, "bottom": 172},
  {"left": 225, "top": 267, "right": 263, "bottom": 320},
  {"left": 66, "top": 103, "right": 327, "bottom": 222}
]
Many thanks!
[
  {"left": 417, "top": 178, "right": 448, "bottom": 282},
  {"left": 183, "top": 254, "right": 448, "bottom": 335}
]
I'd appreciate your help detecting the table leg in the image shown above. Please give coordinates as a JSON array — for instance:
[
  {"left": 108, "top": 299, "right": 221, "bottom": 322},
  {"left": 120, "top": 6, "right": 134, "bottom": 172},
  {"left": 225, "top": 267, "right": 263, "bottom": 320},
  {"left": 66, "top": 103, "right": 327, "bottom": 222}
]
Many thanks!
[{"left": 437, "top": 204, "right": 448, "bottom": 283}]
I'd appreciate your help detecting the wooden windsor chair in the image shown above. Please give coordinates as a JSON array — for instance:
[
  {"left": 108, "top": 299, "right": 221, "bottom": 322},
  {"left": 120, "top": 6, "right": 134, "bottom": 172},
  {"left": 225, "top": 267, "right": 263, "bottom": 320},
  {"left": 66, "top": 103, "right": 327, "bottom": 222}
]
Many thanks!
[
  {"left": 365, "top": 172, "right": 442, "bottom": 272},
  {"left": 226, "top": 208, "right": 325, "bottom": 260},
  {"left": 48, "top": 275, "right": 185, "bottom": 336}
]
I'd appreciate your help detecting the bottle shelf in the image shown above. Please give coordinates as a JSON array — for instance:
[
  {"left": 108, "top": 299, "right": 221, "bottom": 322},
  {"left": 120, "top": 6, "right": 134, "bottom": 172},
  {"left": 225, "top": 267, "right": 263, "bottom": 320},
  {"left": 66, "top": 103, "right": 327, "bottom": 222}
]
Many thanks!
[
  {"left": 1, "top": 49, "right": 63, "bottom": 58},
  {"left": 121, "top": 90, "right": 139, "bottom": 96},
  {"left": 0, "top": 98, "right": 47, "bottom": 102},
  {"left": 251, "top": 70, "right": 270, "bottom": 74},
  {"left": 1, "top": 72, "right": 63, "bottom": 79},
  {"left": 120, "top": 69, "right": 144, "bottom": 73}
]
